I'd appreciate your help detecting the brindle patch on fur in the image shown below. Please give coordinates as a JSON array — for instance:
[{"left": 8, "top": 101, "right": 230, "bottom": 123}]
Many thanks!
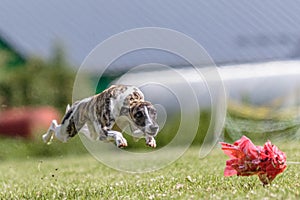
[
  {"left": 93, "top": 91, "right": 112, "bottom": 135},
  {"left": 62, "top": 109, "right": 73, "bottom": 124},
  {"left": 124, "top": 92, "right": 143, "bottom": 108},
  {"left": 66, "top": 117, "right": 78, "bottom": 137}
]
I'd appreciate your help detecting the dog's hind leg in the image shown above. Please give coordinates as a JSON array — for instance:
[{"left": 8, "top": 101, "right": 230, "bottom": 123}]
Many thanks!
[
  {"left": 42, "top": 119, "right": 71, "bottom": 143},
  {"left": 54, "top": 124, "right": 71, "bottom": 143},
  {"left": 42, "top": 120, "right": 58, "bottom": 144}
]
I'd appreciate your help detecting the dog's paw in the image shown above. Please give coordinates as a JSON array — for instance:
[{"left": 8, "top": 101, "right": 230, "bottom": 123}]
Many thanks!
[
  {"left": 146, "top": 137, "right": 156, "bottom": 148},
  {"left": 116, "top": 137, "right": 128, "bottom": 148}
]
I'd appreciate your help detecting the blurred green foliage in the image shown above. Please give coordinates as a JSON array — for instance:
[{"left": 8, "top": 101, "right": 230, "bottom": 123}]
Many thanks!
[
  {"left": 0, "top": 47, "right": 75, "bottom": 113},
  {"left": 0, "top": 37, "right": 26, "bottom": 67},
  {"left": 0, "top": 46, "right": 213, "bottom": 157}
]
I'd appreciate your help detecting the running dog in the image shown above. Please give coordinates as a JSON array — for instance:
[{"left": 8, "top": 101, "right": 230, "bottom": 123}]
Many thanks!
[{"left": 42, "top": 85, "right": 159, "bottom": 148}]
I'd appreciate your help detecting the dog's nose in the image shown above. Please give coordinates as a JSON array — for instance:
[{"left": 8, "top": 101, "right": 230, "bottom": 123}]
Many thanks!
[{"left": 150, "top": 125, "right": 159, "bottom": 132}]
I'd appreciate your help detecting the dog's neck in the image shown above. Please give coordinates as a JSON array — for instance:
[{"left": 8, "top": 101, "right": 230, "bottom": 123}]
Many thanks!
[{"left": 110, "top": 86, "right": 144, "bottom": 119}]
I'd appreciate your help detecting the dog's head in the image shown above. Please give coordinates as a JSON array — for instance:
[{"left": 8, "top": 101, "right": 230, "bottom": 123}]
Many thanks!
[{"left": 128, "top": 101, "right": 159, "bottom": 137}]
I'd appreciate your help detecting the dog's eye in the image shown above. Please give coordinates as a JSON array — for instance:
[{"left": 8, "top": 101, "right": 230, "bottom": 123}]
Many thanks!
[{"left": 134, "top": 111, "right": 143, "bottom": 118}]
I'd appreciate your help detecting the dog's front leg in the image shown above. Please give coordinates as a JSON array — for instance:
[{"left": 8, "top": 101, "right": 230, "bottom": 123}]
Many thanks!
[
  {"left": 146, "top": 135, "right": 156, "bottom": 148},
  {"left": 106, "top": 130, "right": 128, "bottom": 148}
]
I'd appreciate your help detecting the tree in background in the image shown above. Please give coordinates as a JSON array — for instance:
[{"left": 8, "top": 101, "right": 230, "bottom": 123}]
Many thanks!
[{"left": 0, "top": 46, "right": 75, "bottom": 113}]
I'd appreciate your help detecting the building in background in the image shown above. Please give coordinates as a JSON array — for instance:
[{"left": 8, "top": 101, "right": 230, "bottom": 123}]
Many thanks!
[
  {"left": 1, "top": 1, "right": 300, "bottom": 94},
  {"left": 0, "top": 0, "right": 300, "bottom": 70}
]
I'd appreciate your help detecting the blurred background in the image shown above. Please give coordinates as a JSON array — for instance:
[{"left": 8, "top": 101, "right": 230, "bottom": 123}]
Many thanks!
[{"left": 1, "top": 0, "right": 300, "bottom": 159}]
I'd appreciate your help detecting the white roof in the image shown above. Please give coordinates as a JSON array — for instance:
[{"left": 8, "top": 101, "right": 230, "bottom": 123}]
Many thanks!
[{"left": 1, "top": 0, "right": 300, "bottom": 69}]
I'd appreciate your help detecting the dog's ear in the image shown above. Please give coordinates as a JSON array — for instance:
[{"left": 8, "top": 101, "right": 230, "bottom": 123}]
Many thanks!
[{"left": 120, "top": 106, "right": 129, "bottom": 116}]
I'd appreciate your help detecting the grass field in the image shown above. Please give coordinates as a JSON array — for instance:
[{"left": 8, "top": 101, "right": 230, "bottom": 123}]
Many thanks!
[{"left": 0, "top": 137, "right": 299, "bottom": 199}]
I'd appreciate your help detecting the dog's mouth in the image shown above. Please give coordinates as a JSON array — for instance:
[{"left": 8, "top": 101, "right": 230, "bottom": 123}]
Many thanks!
[
  {"left": 145, "top": 131, "right": 158, "bottom": 137},
  {"left": 133, "top": 123, "right": 159, "bottom": 137}
]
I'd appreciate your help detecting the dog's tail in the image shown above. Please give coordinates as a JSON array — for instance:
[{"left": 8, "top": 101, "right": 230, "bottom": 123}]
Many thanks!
[{"left": 65, "top": 104, "right": 71, "bottom": 113}]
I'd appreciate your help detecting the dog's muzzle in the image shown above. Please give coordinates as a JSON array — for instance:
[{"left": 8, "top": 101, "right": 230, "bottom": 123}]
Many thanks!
[{"left": 146, "top": 123, "right": 159, "bottom": 136}]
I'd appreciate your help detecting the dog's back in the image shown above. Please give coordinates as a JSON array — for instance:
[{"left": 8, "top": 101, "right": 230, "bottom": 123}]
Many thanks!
[{"left": 60, "top": 85, "right": 143, "bottom": 137}]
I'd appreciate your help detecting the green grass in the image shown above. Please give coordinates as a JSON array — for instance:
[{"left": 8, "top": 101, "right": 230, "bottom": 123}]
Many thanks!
[
  {"left": 0, "top": 141, "right": 299, "bottom": 199},
  {"left": 0, "top": 136, "right": 88, "bottom": 160}
]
